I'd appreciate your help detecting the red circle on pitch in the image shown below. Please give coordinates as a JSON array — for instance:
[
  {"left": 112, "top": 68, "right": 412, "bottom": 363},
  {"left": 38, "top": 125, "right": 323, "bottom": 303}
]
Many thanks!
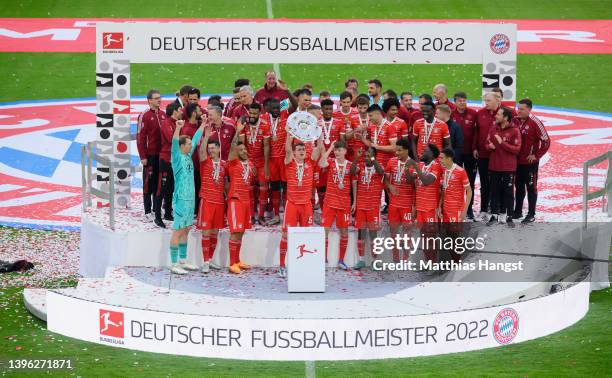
[{"left": 117, "top": 142, "right": 127, "bottom": 153}]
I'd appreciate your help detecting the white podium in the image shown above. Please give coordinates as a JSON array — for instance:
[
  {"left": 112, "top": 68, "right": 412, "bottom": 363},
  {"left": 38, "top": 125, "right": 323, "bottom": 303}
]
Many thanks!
[{"left": 287, "top": 227, "right": 326, "bottom": 293}]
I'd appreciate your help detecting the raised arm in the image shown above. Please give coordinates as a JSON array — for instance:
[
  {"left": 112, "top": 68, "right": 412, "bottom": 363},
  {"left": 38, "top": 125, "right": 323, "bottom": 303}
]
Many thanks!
[
  {"left": 171, "top": 119, "right": 184, "bottom": 164},
  {"left": 310, "top": 133, "right": 324, "bottom": 162},
  {"left": 280, "top": 80, "right": 298, "bottom": 112},
  {"left": 228, "top": 120, "right": 245, "bottom": 161},
  {"left": 173, "top": 119, "right": 183, "bottom": 139},
  {"left": 189, "top": 122, "right": 205, "bottom": 157},
  {"left": 198, "top": 126, "right": 213, "bottom": 161},
  {"left": 318, "top": 143, "right": 335, "bottom": 168},
  {"left": 284, "top": 126, "right": 294, "bottom": 165}
]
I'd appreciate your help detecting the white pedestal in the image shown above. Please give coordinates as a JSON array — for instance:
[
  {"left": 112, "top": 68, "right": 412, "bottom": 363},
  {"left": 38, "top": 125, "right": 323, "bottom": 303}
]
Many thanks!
[{"left": 287, "top": 227, "right": 326, "bottom": 293}]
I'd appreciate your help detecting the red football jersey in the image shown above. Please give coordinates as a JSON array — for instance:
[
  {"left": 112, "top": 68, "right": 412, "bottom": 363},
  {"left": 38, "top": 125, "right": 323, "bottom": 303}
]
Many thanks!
[
  {"left": 388, "top": 117, "right": 409, "bottom": 140},
  {"left": 226, "top": 159, "right": 256, "bottom": 202},
  {"left": 367, "top": 120, "right": 397, "bottom": 166},
  {"left": 412, "top": 118, "right": 449, "bottom": 157},
  {"left": 320, "top": 118, "right": 345, "bottom": 149},
  {"left": 229, "top": 103, "right": 248, "bottom": 121},
  {"left": 285, "top": 158, "right": 316, "bottom": 205},
  {"left": 415, "top": 160, "right": 442, "bottom": 212},
  {"left": 347, "top": 113, "right": 369, "bottom": 165},
  {"left": 241, "top": 119, "right": 270, "bottom": 165},
  {"left": 323, "top": 158, "right": 354, "bottom": 210},
  {"left": 199, "top": 158, "right": 227, "bottom": 204},
  {"left": 441, "top": 163, "right": 470, "bottom": 213},
  {"left": 263, "top": 110, "right": 289, "bottom": 158},
  {"left": 333, "top": 107, "right": 358, "bottom": 125},
  {"left": 385, "top": 157, "right": 416, "bottom": 208},
  {"left": 355, "top": 163, "right": 385, "bottom": 211}
]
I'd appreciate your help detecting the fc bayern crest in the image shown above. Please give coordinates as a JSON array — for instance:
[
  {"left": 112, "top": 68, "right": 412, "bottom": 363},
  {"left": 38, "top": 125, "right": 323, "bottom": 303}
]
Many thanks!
[
  {"left": 490, "top": 33, "right": 511, "bottom": 54},
  {"left": 493, "top": 308, "right": 519, "bottom": 344}
]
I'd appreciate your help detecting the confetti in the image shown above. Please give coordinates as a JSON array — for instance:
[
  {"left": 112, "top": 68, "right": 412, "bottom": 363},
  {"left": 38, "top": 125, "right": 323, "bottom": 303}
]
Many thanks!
[{"left": 0, "top": 227, "right": 79, "bottom": 288}]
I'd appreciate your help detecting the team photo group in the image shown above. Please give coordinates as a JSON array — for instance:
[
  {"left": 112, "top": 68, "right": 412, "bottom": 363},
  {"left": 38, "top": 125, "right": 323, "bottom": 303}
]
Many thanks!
[{"left": 136, "top": 72, "right": 550, "bottom": 277}]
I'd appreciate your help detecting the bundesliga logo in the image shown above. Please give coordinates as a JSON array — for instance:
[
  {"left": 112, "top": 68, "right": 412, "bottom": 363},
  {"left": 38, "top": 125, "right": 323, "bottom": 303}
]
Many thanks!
[
  {"left": 296, "top": 244, "right": 318, "bottom": 259},
  {"left": 102, "top": 32, "right": 124, "bottom": 50},
  {"left": 492, "top": 308, "right": 519, "bottom": 344},
  {"left": 99, "top": 309, "right": 124, "bottom": 338},
  {"left": 490, "top": 33, "right": 510, "bottom": 54}
]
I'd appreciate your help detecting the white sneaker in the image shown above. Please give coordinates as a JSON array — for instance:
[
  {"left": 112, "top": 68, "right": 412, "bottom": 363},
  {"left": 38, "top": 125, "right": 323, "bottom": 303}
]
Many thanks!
[
  {"left": 278, "top": 267, "right": 287, "bottom": 278},
  {"left": 201, "top": 261, "right": 210, "bottom": 274},
  {"left": 338, "top": 260, "right": 349, "bottom": 270},
  {"left": 499, "top": 214, "right": 507, "bottom": 223},
  {"left": 267, "top": 216, "right": 281, "bottom": 226},
  {"left": 179, "top": 261, "right": 198, "bottom": 271},
  {"left": 209, "top": 262, "right": 222, "bottom": 270},
  {"left": 144, "top": 213, "right": 154, "bottom": 222},
  {"left": 477, "top": 212, "right": 489, "bottom": 222},
  {"left": 170, "top": 264, "right": 188, "bottom": 275}
]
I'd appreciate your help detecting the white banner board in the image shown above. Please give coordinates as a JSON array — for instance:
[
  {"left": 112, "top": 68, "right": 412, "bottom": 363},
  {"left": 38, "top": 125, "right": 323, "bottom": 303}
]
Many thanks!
[
  {"left": 47, "top": 281, "right": 589, "bottom": 361},
  {"left": 96, "top": 22, "right": 516, "bottom": 65},
  {"left": 287, "top": 227, "right": 326, "bottom": 293}
]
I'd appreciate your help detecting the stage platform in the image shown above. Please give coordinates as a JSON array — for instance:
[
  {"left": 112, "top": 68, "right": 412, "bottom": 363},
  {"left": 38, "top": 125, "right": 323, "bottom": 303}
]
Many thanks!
[
  {"left": 26, "top": 202, "right": 610, "bottom": 360},
  {"left": 27, "top": 264, "right": 591, "bottom": 360}
]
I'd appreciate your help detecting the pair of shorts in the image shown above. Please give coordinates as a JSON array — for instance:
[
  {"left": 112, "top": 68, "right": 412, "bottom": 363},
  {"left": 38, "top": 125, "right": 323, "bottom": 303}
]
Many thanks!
[
  {"left": 442, "top": 210, "right": 465, "bottom": 233},
  {"left": 321, "top": 205, "right": 351, "bottom": 228},
  {"left": 354, "top": 208, "right": 380, "bottom": 229},
  {"left": 228, "top": 198, "right": 252, "bottom": 233},
  {"left": 269, "top": 156, "right": 286, "bottom": 182},
  {"left": 282, "top": 201, "right": 314, "bottom": 231},
  {"left": 197, "top": 200, "right": 225, "bottom": 230},
  {"left": 254, "top": 162, "right": 268, "bottom": 185},
  {"left": 388, "top": 205, "right": 413, "bottom": 225},
  {"left": 442, "top": 209, "right": 463, "bottom": 223},
  {"left": 172, "top": 198, "right": 194, "bottom": 230},
  {"left": 416, "top": 209, "right": 438, "bottom": 224}
]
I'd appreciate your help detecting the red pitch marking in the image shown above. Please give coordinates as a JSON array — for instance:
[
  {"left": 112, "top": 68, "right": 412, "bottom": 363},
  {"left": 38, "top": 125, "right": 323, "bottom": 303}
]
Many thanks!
[{"left": 0, "top": 18, "right": 610, "bottom": 54}]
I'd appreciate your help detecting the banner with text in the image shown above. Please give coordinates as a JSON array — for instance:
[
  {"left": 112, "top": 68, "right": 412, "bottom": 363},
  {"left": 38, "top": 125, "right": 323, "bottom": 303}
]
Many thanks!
[
  {"left": 47, "top": 281, "right": 587, "bottom": 361},
  {"left": 96, "top": 21, "right": 516, "bottom": 64}
]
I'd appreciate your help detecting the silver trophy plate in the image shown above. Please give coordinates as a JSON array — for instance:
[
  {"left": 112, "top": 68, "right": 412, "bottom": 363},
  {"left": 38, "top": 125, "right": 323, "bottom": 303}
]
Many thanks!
[{"left": 286, "top": 111, "right": 321, "bottom": 142}]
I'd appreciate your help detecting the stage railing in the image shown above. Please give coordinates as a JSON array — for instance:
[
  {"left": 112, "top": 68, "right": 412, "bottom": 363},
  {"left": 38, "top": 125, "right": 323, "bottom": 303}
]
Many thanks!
[
  {"left": 582, "top": 150, "right": 612, "bottom": 228},
  {"left": 81, "top": 142, "right": 116, "bottom": 230}
]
